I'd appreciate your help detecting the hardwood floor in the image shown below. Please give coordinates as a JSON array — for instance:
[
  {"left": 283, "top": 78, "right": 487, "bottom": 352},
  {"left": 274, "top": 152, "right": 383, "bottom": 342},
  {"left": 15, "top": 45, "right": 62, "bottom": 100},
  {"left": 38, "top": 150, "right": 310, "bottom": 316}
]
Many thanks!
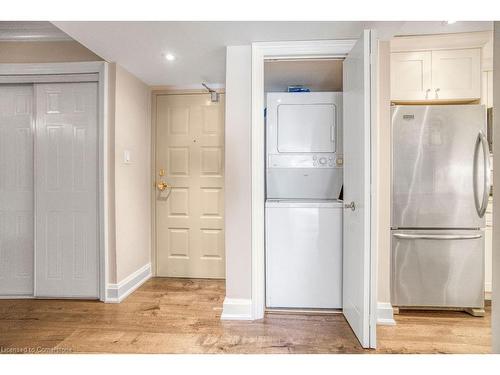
[{"left": 0, "top": 278, "right": 491, "bottom": 354}]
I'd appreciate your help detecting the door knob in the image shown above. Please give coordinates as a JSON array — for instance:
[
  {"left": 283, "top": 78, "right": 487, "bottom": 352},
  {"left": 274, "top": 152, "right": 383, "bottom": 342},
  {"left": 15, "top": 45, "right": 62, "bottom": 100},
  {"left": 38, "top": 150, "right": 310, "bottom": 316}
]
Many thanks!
[
  {"left": 157, "top": 181, "right": 170, "bottom": 191},
  {"left": 344, "top": 201, "right": 356, "bottom": 211}
]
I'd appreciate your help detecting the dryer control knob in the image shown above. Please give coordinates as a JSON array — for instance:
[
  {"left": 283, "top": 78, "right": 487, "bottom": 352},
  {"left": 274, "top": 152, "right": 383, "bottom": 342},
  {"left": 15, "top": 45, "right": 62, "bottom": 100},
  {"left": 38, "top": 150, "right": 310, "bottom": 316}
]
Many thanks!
[{"left": 319, "top": 157, "right": 327, "bottom": 165}]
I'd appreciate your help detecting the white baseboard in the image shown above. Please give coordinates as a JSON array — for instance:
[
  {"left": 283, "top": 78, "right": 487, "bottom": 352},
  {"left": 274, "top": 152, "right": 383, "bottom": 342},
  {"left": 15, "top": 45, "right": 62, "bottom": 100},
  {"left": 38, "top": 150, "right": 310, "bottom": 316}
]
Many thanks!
[
  {"left": 377, "top": 302, "right": 396, "bottom": 326},
  {"left": 220, "top": 297, "right": 253, "bottom": 320},
  {"left": 106, "top": 263, "right": 151, "bottom": 303}
]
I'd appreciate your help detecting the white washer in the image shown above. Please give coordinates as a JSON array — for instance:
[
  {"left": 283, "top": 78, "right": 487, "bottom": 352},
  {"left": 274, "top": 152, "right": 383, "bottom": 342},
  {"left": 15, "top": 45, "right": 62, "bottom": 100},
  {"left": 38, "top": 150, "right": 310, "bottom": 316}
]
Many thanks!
[{"left": 265, "top": 199, "right": 343, "bottom": 309}]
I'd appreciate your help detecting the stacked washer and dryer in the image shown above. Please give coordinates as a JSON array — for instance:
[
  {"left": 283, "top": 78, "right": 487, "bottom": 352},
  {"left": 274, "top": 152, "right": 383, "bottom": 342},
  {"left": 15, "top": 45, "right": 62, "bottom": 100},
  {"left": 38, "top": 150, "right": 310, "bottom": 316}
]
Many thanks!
[{"left": 265, "top": 92, "right": 344, "bottom": 309}]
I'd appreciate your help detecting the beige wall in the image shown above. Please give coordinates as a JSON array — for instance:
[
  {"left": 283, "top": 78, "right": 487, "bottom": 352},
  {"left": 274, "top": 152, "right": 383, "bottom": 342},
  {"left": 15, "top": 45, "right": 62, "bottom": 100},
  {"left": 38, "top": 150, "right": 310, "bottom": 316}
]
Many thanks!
[
  {"left": 224, "top": 46, "right": 253, "bottom": 300},
  {"left": 0, "top": 41, "right": 102, "bottom": 63},
  {"left": 492, "top": 22, "right": 500, "bottom": 354},
  {"left": 109, "top": 64, "right": 152, "bottom": 283}
]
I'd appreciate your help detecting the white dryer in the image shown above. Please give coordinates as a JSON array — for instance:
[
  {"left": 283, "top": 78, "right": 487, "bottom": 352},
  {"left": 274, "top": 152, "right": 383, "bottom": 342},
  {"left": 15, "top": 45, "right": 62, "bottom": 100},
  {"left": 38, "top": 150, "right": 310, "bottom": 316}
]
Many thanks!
[
  {"left": 266, "top": 92, "right": 343, "bottom": 199},
  {"left": 265, "top": 199, "right": 343, "bottom": 309}
]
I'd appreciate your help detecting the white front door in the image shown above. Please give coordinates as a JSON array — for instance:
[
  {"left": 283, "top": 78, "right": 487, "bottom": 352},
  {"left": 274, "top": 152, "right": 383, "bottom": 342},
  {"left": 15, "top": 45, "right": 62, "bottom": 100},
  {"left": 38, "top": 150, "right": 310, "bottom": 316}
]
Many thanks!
[
  {"left": 0, "top": 85, "right": 34, "bottom": 296},
  {"left": 34, "top": 83, "right": 99, "bottom": 298},
  {"left": 155, "top": 94, "right": 225, "bottom": 278},
  {"left": 342, "top": 30, "right": 375, "bottom": 348}
]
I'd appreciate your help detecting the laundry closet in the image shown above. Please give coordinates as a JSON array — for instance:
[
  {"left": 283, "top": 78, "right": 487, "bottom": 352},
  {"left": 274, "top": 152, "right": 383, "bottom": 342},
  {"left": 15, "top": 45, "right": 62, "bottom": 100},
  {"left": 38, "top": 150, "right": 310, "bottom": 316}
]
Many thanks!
[
  {"left": 0, "top": 81, "right": 99, "bottom": 299},
  {"left": 264, "top": 59, "right": 345, "bottom": 310}
]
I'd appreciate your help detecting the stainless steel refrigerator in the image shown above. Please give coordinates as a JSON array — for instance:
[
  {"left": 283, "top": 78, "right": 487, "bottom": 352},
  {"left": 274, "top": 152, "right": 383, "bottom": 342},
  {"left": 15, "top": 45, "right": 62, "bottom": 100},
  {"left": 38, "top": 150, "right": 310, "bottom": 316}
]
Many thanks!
[{"left": 391, "top": 105, "right": 490, "bottom": 312}]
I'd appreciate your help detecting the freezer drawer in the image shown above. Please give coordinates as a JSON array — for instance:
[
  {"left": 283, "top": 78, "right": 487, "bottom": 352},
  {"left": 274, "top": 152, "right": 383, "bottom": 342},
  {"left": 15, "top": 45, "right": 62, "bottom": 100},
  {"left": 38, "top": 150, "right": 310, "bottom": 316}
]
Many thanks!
[{"left": 391, "top": 229, "right": 484, "bottom": 309}]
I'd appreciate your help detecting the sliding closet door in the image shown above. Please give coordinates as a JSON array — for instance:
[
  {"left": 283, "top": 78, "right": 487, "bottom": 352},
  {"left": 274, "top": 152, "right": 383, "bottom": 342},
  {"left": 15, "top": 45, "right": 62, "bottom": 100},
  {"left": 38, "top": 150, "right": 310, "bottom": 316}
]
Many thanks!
[
  {"left": 0, "top": 85, "right": 34, "bottom": 296},
  {"left": 34, "top": 83, "right": 98, "bottom": 298}
]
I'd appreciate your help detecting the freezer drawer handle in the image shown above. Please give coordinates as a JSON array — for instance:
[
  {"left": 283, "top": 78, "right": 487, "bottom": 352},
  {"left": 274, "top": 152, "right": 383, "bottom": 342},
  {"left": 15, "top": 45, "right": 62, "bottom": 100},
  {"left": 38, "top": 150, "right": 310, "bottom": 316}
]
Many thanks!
[
  {"left": 473, "top": 130, "right": 491, "bottom": 218},
  {"left": 393, "top": 233, "right": 481, "bottom": 240}
]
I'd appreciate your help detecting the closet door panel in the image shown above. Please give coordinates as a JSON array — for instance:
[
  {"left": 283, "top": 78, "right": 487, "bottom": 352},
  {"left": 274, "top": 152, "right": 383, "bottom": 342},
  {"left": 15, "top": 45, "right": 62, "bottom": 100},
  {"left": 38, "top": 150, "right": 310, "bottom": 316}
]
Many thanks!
[
  {"left": 34, "top": 82, "right": 98, "bottom": 298},
  {"left": 0, "top": 85, "right": 34, "bottom": 296}
]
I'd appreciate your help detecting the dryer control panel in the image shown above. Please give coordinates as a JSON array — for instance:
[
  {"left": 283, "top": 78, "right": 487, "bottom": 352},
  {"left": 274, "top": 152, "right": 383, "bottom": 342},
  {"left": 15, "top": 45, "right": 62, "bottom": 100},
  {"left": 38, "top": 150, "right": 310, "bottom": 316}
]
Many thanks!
[{"left": 268, "top": 154, "right": 343, "bottom": 168}]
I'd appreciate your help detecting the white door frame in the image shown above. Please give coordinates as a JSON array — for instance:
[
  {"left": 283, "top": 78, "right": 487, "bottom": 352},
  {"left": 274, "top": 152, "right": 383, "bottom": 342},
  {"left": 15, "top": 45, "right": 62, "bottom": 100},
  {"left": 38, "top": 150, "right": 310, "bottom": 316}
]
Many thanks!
[
  {"left": 250, "top": 39, "right": 379, "bottom": 345},
  {"left": 0, "top": 62, "right": 109, "bottom": 301}
]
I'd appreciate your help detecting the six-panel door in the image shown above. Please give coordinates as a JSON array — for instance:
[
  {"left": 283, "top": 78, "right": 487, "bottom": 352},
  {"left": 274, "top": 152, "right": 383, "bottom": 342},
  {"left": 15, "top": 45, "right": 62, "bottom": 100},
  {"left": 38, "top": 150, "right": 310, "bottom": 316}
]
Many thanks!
[
  {"left": 34, "top": 83, "right": 99, "bottom": 298},
  {"left": 155, "top": 94, "right": 225, "bottom": 278}
]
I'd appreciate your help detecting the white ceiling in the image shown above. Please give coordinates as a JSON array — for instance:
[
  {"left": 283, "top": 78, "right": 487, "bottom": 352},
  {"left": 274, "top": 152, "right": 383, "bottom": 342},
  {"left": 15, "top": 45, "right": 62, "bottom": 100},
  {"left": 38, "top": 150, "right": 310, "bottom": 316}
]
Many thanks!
[{"left": 49, "top": 21, "right": 493, "bottom": 87}]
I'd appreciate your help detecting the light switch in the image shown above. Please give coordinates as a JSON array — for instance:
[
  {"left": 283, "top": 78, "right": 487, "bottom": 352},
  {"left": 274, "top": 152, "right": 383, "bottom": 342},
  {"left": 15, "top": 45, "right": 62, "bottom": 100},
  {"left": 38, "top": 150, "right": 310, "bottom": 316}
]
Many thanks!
[{"left": 123, "top": 149, "right": 132, "bottom": 164}]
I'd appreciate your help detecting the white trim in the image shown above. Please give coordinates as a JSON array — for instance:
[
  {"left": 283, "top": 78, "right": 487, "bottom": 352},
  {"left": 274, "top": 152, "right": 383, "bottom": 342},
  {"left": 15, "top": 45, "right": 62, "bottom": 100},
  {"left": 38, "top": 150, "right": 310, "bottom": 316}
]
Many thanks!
[
  {"left": 390, "top": 31, "right": 492, "bottom": 52},
  {"left": 250, "top": 40, "right": 358, "bottom": 321},
  {"left": 221, "top": 298, "right": 253, "bottom": 320},
  {"left": 377, "top": 302, "right": 396, "bottom": 326},
  {"left": 0, "top": 73, "right": 99, "bottom": 84},
  {"left": 253, "top": 40, "right": 357, "bottom": 59},
  {"left": 150, "top": 83, "right": 225, "bottom": 92},
  {"left": 369, "top": 30, "right": 379, "bottom": 348},
  {"left": 106, "top": 263, "right": 152, "bottom": 303},
  {"left": 0, "top": 62, "right": 106, "bottom": 76},
  {"left": 98, "top": 62, "right": 109, "bottom": 302},
  {"left": 486, "top": 281, "right": 492, "bottom": 293},
  {"left": 0, "top": 61, "right": 108, "bottom": 302}
]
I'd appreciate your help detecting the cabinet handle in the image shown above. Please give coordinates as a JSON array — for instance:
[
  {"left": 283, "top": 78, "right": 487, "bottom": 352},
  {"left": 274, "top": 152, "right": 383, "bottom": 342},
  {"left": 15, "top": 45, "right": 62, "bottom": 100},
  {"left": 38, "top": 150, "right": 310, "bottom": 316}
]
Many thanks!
[
  {"left": 425, "top": 88, "right": 431, "bottom": 99},
  {"left": 435, "top": 88, "right": 440, "bottom": 99}
]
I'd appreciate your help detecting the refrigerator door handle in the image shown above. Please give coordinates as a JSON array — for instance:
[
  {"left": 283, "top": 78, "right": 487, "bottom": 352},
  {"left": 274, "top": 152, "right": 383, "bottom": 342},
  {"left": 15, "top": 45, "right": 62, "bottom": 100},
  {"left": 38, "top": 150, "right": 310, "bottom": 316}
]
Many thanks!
[
  {"left": 393, "top": 233, "right": 482, "bottom": 240},
  {"left": 473, "top": 130, "right": 491, "bottom": 218}
]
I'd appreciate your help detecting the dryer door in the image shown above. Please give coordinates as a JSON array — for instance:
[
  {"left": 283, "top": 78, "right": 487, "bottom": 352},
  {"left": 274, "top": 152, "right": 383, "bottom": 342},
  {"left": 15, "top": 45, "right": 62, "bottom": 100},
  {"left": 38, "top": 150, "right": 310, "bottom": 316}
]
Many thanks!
[{"left": 277, "top": 104, "right": 336, "bottom": 153}]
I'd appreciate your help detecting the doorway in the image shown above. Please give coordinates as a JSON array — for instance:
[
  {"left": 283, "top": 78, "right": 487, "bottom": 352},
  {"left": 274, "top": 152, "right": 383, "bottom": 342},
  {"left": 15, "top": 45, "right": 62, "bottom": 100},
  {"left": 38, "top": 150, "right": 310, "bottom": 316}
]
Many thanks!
[
  {"left": 153, "top": 92, "right": 226, "bottom": 278},
  {"left": 250, "top": 31, "right": 378, "bottom": 349}
]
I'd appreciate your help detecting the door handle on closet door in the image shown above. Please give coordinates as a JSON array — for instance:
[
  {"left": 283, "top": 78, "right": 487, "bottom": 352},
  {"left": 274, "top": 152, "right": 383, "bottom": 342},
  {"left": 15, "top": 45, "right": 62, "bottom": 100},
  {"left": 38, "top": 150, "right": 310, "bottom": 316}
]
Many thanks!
[{"left": 344, "top": 201, "right": 355, "bottom": 211}]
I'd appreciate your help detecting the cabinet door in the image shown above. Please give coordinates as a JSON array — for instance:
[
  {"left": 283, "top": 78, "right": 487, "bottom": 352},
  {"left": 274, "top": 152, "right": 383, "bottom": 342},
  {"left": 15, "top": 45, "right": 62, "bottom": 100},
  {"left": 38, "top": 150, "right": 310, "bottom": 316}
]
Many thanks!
[
  {"left": 391, "top": 51, "right": 432, "bottom": 101},
  {"left": 431, "top": 48, "right": 481, "bottom": 100}
]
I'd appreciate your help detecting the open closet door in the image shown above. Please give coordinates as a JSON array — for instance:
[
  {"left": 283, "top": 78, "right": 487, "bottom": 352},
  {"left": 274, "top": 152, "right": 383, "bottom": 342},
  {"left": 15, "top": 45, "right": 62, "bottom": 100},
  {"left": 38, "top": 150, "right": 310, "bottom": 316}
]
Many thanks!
[{"left": 342, "top": 30, "right": 375, "bottom": 348}]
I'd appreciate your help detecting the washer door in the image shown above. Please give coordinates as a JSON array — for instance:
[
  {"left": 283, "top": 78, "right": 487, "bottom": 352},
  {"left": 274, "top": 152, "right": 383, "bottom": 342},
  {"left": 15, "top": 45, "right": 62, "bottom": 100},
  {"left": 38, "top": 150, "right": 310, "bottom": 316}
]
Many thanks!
[{"left": 265, "top": 204, "right": 343, "bottom": 308}]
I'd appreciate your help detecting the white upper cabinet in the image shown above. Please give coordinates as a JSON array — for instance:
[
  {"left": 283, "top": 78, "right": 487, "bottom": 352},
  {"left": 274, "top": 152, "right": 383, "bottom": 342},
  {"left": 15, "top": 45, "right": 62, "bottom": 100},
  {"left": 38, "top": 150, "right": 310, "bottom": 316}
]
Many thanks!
[
  {"left": 391, "top": 51, "right": 432, "bottom": 101},
  {"left": 391, "top": 48, "right": 481, "bottom": 102},
  {"left": 431, "top": 49, "right": 481, "bottom": 100}
]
